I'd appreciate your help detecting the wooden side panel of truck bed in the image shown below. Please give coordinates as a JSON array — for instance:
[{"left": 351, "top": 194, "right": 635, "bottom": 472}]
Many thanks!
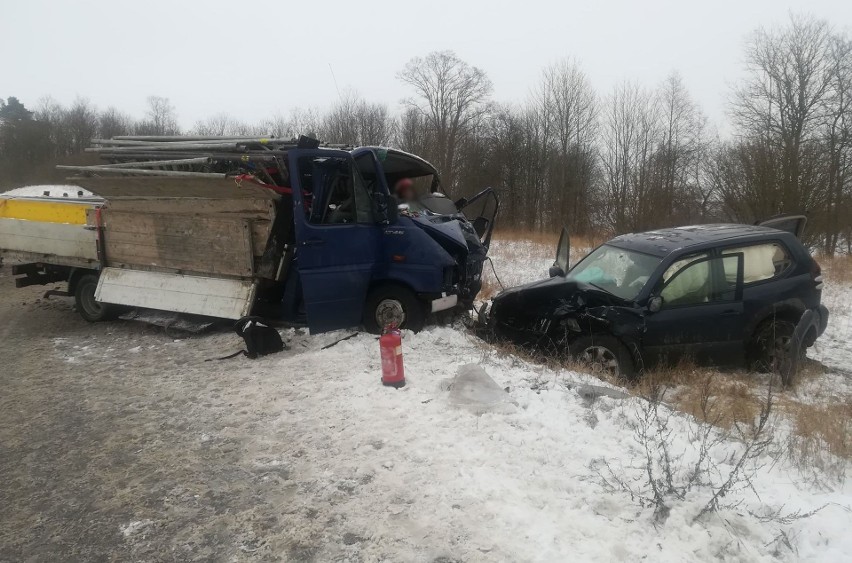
[{"left": 98, "top": 210, "right": 255, "bottom": 277}]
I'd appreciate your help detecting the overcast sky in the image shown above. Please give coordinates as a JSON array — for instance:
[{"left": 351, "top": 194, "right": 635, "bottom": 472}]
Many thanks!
[{"left": 2, "top": 0, "right": 850, "bottom": 133}]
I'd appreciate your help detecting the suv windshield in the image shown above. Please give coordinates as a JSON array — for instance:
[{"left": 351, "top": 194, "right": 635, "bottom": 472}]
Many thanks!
[{"left": 567, "top": 244, "right": 661, "bottom": 300}]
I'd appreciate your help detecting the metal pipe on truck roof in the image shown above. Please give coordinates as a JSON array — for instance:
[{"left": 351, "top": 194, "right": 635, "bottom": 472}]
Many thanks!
[
  {"left": 92, "top": 157, "right": 212, "bottom": 168},
  {"left": 85, "top": 143, "right": 249, "bottom": 152},
  {"left": 98, "top": 152, "right": 281, "bottom": 161},
  {"left": 110, "top": 135, "right": 277, "bottom": 142},
  {"left": 92, "top": 138, "right": 276, "bottom": 147},
  {"left": 56, "top": 165, "right": 226, "bottom": 178}
]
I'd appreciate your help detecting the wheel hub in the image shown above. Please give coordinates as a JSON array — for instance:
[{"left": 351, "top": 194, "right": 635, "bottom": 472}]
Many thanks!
[
  {"left": 375, "top": 299, "right": 406, "bottom": 329},
  {"left": 580, "top": 345, "right": 619, "bottom": 376}
]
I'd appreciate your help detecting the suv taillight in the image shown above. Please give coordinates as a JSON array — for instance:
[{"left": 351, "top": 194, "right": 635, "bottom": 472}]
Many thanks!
[{"left": 811, "top": 259, "right": 824, "bottom": 290}]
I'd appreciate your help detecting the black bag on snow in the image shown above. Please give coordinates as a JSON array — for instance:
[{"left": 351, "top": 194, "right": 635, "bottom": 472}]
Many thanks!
[{"left": 211, "top": 316, "right": 284, "bottom": 360}]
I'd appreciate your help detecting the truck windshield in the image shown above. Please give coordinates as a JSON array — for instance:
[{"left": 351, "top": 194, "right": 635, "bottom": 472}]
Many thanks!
[{"left": 566, "top": 244, "right": 661, "bottom": 301}]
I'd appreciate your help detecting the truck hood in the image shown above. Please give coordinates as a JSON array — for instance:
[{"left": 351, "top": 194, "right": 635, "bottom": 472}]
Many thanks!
[{"left": 409, "top": 214, "right": 469, "bottom": 255}]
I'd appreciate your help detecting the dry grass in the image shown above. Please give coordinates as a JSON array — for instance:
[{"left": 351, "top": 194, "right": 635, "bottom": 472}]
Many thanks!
[
  {"left": 629, "top": 360, "right": 764, "bottom": 430},
  {"left": 817, "top": 253, "right": 852, "bottom": 285},
  {"left": 784, "top": 401, "right": 851, "bottom": 478}
]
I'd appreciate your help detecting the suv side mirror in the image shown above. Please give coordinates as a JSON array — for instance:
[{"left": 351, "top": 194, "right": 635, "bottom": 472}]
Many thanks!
[
  {"left": 549, "top": 264, "right": 566, "bottom": 278},
  {"left": 648, "top": 296, "right": 663, "bottom": 313}
]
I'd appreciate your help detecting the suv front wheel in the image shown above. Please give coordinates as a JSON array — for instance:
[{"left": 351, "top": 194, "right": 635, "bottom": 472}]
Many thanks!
[{"left": 569, "top": 335, "right": 636, "bottom": 380}]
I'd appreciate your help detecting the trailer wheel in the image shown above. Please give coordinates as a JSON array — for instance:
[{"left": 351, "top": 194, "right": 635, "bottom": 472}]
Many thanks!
[
  {"left": 74, "top": 273, "right": 118, "bottom": 322},
  {"left": 364, "top": 285, "right": 425, "bottom": 334}
]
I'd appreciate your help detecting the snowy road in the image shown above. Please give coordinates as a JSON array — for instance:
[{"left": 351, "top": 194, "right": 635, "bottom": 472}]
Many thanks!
[{"left": 1, "top": 267, "right": 850, "bottom": 562}]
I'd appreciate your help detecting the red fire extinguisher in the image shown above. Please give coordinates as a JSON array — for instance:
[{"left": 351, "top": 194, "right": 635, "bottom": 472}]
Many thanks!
[{"left": 380, "top": 325, "right": 406, "bottom": 388}]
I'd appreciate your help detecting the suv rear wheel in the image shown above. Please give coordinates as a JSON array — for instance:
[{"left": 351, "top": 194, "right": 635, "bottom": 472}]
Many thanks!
[
  {"left": 750, "top": 319, "right": 802, "bottom": 378},
  {"left": 569, "top": 335, "right": 636, "bottom": 379}
]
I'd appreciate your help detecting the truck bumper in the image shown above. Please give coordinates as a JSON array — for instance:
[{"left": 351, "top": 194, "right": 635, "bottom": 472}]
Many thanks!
[{"left": 431, "top": 293, "right": 458, "bottom": 313}]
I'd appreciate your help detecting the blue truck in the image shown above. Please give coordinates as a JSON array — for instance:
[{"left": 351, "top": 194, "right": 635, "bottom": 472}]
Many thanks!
[{"left": 1, "top": 137, "right": 498, "bottom": 334}]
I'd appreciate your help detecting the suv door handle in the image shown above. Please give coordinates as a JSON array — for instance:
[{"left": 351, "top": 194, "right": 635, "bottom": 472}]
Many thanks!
[{"left": 301, "top": 238, "right": 326, "bottom": 247}]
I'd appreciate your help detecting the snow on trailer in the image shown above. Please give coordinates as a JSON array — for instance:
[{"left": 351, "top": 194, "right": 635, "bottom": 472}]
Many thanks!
[{"left": 1, "top": 135, "right": 498, "bottom": 333}]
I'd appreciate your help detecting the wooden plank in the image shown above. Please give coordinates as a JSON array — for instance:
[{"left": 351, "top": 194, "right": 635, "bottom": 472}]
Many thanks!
[
  {"left": 75, "top": 176, "right": 280, "bottom": 200},
  {"left": 95, "top": 268, "right": 256, "bottom": 319},
  {"left": 101, "top": 211, "right": 254, "bottom": 277},
  {"left": 104, "top": 197, "right": 274, "bottom": 216},
  {"left": 0, "top": 218, "right": 98, "bottom": 259}
]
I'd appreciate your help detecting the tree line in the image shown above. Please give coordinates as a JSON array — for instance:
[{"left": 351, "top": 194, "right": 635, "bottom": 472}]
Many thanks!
[{"left": 1, "top": 14, "right": 849, "bottom": 253}]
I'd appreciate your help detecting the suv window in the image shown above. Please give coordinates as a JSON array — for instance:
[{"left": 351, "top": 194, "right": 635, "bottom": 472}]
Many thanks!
[
  {"left": 660, "top": 255, "right": 740, "bottom": 308},
  {"left": 721, "top": 242, "right": 792, "bottom": 284}
]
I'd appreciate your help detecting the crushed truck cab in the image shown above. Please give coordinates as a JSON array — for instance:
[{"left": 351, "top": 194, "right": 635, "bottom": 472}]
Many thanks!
[{"left": 0, "top": 139, "right": 498, "bottom": 334}]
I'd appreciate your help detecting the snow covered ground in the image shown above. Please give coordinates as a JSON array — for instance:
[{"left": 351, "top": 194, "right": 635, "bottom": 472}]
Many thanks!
[{"left": 1, "top": 237, "right": 850, "bottom": 561}]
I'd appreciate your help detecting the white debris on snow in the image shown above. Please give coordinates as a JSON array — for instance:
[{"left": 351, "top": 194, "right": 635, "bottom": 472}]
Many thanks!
[{"left": 442, "top": 363, "right": 517, "bottom": 414}]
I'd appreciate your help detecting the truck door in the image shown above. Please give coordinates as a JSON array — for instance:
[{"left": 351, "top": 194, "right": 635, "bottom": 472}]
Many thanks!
[
  {"left": 288, "top": 150, "right": 382, "bottom": 333},
  {"left": 642, "top": 253, "right": 745, "bottom": 366},
  {"left": 456, "top": 188, "right": 499, "bottom": 250}
]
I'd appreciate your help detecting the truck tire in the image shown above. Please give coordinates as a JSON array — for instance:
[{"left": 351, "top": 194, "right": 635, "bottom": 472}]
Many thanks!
[
  {"left": 569, "top": 335, "right": 636, "bottom": 380},
  {"left": 74, "top": 273, "right": 118, "bottom": 322},
  {"left": 363, "top": 285, "right": 426, "bottom": 334}
]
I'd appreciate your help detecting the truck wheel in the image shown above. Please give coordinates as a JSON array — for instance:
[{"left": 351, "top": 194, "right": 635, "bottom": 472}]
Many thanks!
[
  {"left": 364, "top": 285, "right": 425, "bottom": 334},
  {"left": 74, "top": 273, "right": 118, "bottom": 322},
  {"left": 569, "top": 335, "right": 636, "bottom": 380}
]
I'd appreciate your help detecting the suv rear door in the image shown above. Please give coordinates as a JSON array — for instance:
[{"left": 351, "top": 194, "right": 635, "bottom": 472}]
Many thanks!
[{"left": 642, "top": 253, "right": 745, "bottom": 366}]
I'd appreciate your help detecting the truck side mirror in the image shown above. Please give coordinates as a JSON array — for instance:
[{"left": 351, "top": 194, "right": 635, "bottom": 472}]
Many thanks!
[
  {"left": 385, "top": 194, "right": 398, "bottom": 224},
  {"left": 374, "top": 192, "right": 398, "bottom": 225},
  {"left": 648, "top": 296, "right": 663, "bottom": 313}
]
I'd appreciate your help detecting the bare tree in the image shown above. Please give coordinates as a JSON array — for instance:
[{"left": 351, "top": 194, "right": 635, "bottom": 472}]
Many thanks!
[
  {"left": 98, "top": 107, "right": 134, "bottom": 139},
  {"left": 533, "top": 60, "right": 598, "bottom": 232},
  {"left": 398, "top": 50, "right": 492, "bottom": 189},
  {"left": 655, "top": 73, "right": 710, "bottom": 224},
  {"left": 730, "top": 15, "right": 835, "bottom": 218},
  {"left": 192, "top": 113, "right": 260, "bottom": 136},
  {"left": 599, "top": 81, "right": 662, "bottom": 232},
  {"left": 137, "top": 96, "right": 179, "bottom": 136},
  {"left": 320, "top": 93, "right": 394, "bottom": 146},
  {"left": 64, "top": 97, "right": 98, "bottom": 153}
]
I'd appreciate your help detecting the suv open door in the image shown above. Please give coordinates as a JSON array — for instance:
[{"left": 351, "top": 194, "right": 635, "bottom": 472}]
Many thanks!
[
  {"left": 549, "top": 227, "right": 570, "bottom": 278},
  {"left": 757, "top": 215, "right": 807, "bottom": 239}
]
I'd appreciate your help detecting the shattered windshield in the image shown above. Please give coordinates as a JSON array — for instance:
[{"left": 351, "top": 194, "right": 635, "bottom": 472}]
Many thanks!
[{"left": 566, "top": 244, "right": 661, "bottom": 301}]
